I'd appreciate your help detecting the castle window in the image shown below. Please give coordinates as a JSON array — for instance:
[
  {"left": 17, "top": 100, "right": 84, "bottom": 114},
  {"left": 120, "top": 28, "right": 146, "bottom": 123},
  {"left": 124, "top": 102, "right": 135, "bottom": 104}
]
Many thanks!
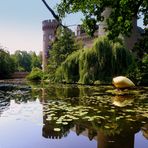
[{"left": 49, "top": 35, "right": 52, "bottom": 40}]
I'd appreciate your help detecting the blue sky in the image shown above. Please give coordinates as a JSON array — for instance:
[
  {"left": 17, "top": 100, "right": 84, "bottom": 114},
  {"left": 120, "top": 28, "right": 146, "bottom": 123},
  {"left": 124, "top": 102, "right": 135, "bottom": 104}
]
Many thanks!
[
  {"left": 0, "top": 0, "right": 144, "bottom": 54},
  {"left": 0, "top": 0, "right": 82, "bottom": 54}
]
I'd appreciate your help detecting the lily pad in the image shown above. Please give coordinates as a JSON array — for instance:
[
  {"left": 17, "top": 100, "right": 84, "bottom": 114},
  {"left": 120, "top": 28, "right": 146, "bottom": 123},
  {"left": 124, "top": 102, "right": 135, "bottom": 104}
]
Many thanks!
[{"left": 54, "top": 128, "right": 61, "bottom": 132}]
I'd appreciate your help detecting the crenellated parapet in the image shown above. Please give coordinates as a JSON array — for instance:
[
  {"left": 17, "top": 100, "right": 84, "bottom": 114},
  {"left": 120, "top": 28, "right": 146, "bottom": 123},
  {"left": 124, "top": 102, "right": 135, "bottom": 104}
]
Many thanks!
[
  {"left": 42, "top": 19, "right": 58, "bottom": 72},
  {"left": 42, "top": 19, "right": 58, "bottom": 31}
]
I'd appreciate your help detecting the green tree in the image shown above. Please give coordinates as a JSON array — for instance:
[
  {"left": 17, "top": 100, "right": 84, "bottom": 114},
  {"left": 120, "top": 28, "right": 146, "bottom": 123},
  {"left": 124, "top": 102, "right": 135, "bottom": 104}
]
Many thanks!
[
  {"left": 30, "top": 51, "right": 42, "bottom": 69},
  {"left": 12, "top": 50, "right": 32, "bottom": 72},
  {"left": 57, "top": 0, "right": 148, "bottom": 39},
  {"left": 0, "top": 49, "right": 15, "bottom": 78},
  {"left": 47, "top": 27, "right": 79, "bottom": 80}
]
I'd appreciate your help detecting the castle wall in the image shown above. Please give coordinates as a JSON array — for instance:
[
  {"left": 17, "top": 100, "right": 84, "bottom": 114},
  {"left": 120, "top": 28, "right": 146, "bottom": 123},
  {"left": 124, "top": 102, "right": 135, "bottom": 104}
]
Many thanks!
[
  {"left": 124, "top": 17, "right": 142, "bottom": 50},
  {"left": 76, "top": 25, "right": 98, "bottom": 48},
  {"left": 42, "top": 15, "right": 143, "bottom": 71}
]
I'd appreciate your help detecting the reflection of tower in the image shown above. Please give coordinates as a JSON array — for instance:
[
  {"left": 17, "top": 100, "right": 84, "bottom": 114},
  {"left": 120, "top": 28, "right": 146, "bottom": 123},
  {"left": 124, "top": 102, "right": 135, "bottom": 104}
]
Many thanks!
[
  {"left": 42, "top": 19, "right": 58, "bottom": 72},
  {"left": 97, "top": 131, "right": 135, "bottom": 148},
  {"left": 41, "top": 88, "right": 71, "bottom": 139}
]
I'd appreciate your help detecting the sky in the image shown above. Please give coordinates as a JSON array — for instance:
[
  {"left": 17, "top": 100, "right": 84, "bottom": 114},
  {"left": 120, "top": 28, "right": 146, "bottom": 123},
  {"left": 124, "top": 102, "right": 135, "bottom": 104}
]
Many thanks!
[
  {"left": 0, "top": 0, "right": 144, "bottom": 54},
  {"left": 0, "top": 0, "right": 83, "bottom": 54}
]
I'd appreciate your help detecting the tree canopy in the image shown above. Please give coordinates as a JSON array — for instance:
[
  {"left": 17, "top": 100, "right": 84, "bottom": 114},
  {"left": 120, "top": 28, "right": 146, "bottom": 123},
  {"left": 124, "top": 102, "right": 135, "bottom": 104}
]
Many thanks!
[
  {"left": 0, "top": 49, "right": 15, "bottom": 78},
  {"left": 57, "top": 0, "right": 148, "bottom": 38},
  {"left": 12, "top": 50, "right": 41, "bottom": 72},
  {"left": 47, "top": 27, "right": 79, "bottom": 80}
]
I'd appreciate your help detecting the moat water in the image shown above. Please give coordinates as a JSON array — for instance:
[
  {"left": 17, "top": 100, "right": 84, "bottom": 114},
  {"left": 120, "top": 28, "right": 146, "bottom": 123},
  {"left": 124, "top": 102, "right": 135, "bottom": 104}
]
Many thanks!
[{"left": 0, "top": 80, "right": 147, "bottom": 148}]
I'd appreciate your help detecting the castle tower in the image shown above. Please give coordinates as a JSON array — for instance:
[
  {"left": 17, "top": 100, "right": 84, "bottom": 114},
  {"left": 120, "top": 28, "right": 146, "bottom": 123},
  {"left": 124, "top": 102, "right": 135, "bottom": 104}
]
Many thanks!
[
  {"left": 123, "top": 16, "right": 142, "bottom": 50},
  {"left": 98, "top": 8, "right": 142, "bottom": 50},
  {"left": 42, "top": 19, "right": 58, "bottom": 72},
  {"left": 98, "top": 8, "right": 112, "bottom": 36}
]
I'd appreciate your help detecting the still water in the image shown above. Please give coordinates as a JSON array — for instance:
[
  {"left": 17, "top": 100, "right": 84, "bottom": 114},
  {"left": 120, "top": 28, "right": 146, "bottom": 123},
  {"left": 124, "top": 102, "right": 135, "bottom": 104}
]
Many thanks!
[{"left": 0, "top": 81, "right": 147, "bottom": 148}]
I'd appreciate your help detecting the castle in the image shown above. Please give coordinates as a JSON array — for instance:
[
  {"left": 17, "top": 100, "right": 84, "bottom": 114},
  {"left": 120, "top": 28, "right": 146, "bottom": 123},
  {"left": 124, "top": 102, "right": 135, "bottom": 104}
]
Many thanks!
[
  {"left": 42, "top": 19, "right": 58, "bottom": 71},
  {"left": 42, "top": 9, "right": 143, "bottom": 71}
]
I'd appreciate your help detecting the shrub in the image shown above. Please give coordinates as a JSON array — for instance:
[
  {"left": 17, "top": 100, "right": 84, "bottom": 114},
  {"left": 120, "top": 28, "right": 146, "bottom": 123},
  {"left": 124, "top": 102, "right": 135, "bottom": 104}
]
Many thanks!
[{"left": 26, "top": 68, "right": 43, "bottom": 81}]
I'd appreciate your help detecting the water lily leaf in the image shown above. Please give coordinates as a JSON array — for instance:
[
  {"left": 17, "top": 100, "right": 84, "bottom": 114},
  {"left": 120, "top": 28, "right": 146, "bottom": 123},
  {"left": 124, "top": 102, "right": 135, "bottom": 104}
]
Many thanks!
[
  {"left": 62, "top": 122, "right": 68, "bottom": 125},
  {"left": 127, "top": 118, "right": 135, "bottom": 121},
  {"left": 46, "top": 117, "right": 52, "bottom": 121},
  {"left": 125, "top": 109, "right": 134, "bottom": 112},
  {"left": 54, "top": 128, "right": 61, "bottom": 132},
  {"left": 56, "top": 121, "right": 62, "bottom": 124},
  {"left": 104, "top": 126, "right": 110, "bottom": 129},
  {"left": 141, "top": 121, "right": 146, "bottom": 124}
]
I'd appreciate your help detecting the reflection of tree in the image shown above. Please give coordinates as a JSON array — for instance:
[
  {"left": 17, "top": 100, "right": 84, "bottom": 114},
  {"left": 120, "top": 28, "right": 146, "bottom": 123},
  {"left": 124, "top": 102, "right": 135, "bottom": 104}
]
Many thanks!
[
  {"left": 0, "top": 91, "right": 10, "bottom": 114},
  {"left": 73, "top": 118, "right": 146, "bottom": 148},
  {"left": 97, "top": 130, "right": 135, "bottom": 148},
  {"left": 0, "top": 83, "right": 32, "bottom": 113},
  {"left": 0, "top": 83, "right": 35, "bottom": 116},
  {"left": 35, "top": 83, "right": 148, "bottom": 147},
  {"left": 75, "top": 123, "right": 97, "bottom": 140},
  {"left": 141, "top": 123, "right": 148, "bottom": 140}
]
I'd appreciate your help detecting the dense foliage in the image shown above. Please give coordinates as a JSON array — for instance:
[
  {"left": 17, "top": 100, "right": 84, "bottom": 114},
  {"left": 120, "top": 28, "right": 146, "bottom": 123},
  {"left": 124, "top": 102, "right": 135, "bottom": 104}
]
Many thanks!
[
  {"left": 54, "top": 36, "right": 134, "bottom": 84},
  {"left": 128, "top": 28, "right": 148, "bottom": 85},
  {"left": 26, "top": 67, "right": 43, "bottom": 81},
  {"left": 0, "top": 49, "right": 15, "bottom": 78},
  {"left": 47, "top": 27, "right": 80, "bottom": 80},
  {"left": 12, "top": 50, "right": 41, "bottom": 72},
  {"left": 0, "top": 48, "right": 42, "bottom": 79},
  {"left": 57, "top": 0, "right": 148, "bottom": 39}
]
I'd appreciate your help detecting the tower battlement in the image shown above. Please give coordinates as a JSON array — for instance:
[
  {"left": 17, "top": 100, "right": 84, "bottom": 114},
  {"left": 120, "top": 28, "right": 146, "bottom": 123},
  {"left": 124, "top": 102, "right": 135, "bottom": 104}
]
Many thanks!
[
  {"left": 42, "top": 19, "right": 58, "bottom": 31},
  {"left": 42, "top": 19, "right": 58, "bottom": 72}
]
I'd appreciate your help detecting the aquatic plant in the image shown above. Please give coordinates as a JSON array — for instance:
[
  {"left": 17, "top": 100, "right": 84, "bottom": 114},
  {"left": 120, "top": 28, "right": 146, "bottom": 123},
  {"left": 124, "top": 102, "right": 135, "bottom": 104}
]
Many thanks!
[{"left": 42, "top": 85, "right": 148, "bottom": 137}]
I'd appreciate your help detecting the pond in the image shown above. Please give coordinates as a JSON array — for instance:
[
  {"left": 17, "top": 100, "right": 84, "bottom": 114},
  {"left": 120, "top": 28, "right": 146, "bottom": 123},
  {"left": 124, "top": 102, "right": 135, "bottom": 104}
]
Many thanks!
[{"left": 0, "top": 80, "right": 147, "bottom": 148}]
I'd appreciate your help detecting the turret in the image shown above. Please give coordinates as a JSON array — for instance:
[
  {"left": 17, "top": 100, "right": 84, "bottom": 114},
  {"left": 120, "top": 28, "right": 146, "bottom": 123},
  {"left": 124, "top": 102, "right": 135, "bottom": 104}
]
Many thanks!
[{"left": 42, "top": 19, "right": 58, "bottom": 72}]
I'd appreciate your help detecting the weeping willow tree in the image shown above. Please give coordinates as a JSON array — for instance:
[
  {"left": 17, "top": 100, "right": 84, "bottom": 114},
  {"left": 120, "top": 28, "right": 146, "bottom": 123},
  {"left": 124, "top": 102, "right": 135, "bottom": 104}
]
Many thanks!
[
  {"left": 79, "top": 37, "right": 113, "bottom": 84},
  {"left": 47, "top": 27, "right": 79, "bottom": 81},
  {"left": 55, "top": 50, "right": 80, "bottom": 83},
  {"left": 54, "top": 36, "right": 134, "bottom": 84}
]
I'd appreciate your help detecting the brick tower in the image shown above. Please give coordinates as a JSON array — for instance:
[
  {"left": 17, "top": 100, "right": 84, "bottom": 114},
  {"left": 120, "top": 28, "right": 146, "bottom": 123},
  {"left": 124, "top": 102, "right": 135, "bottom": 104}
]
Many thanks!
[{"left": 42, "top": 19, "right": 58, "bottom": 72}]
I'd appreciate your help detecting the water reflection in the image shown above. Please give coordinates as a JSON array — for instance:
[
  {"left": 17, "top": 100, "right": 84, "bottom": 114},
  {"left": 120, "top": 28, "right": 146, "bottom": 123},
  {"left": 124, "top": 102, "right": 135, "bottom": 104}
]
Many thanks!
[
  {"left": 142, "top": 124, "right": 148, "bottom": 140},
  {"left": 38, "top": 84, "right": 148, "bottom": 148},
  {"left": 0, "top": 90, "right": 10, "bottom": 114},
  {"left": 0, "top": 82, "right": 147, "bottom": 148}
]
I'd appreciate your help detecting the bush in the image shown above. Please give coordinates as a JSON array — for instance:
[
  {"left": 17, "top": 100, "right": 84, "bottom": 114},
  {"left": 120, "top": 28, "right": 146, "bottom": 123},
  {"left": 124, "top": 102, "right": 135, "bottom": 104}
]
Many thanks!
[{"left": 26, "top": 68, "right": 43, "bottom": 81}]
